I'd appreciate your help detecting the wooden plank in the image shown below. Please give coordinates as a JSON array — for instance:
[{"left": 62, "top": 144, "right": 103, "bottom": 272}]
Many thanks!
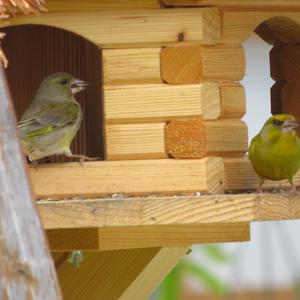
[
  {"left": 103, "top": 48, "right": 161, "bottom": 84},
  {"left": 161, "top": 45, "right": 245, "bottom": 84},
  {"left": 39, "top": 193, "right": 300, "bottom": 230},
  {"left": 47, "top": 223, "right": 250, "bottom": 251},
  {"left": 281, "top": 45, "right": 300, "bottom": 81},
  {"left": 162, "top": 0, "right": 300, "bottom": 8},
  {"left": 271, "top": 82, "right": 282, "bottom": 115},
  {"left": 2, "top": 8, "right": 221, "bottom": 48},
  {"left": 165, "top": 119, "right": 248, "bottom": 159},
  {"left": 224, "top": 157, "right": 300, "bottom": 191},
  {"left": 29, "top": 158, "right": 224, "bottom": 198},
  {"left": 47, "top": 0, "right": 161, "bottom": 11},
  {"left": 270, "top": 45, "right": 283, "bottom": 82},
  {"left": 219, "top": 82, "right": 246, "bottom": 118},
  {"left": 105, "top": 123, "right": 167, "bottom": 159},
  {"left": 0, "top": 67, "right": 61, "bottom": 298},
  {"left": 104, "top": 82, "right": 221, "bottom": 123},
  {"left": 222, "top": 11, "right": 300, "bottom": 44},
  {"left": 53, "top": 247, "right": 189, "bottom": 300}
]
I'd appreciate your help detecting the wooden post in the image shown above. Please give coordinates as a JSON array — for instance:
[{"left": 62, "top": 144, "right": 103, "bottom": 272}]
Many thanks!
[{"left": 0, "top": 66, "right": 61, "bottom": 299}]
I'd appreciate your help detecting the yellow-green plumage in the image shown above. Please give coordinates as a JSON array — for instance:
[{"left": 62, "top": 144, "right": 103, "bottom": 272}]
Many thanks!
[
  {"left": 249, "top": 114, "right": 300, "bottom": 191},
  {"left": 18, "top": 72, "right": 92, "bottom": 162}
]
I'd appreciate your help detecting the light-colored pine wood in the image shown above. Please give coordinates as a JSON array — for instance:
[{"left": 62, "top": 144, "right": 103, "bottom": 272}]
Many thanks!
[
  {"left": 39, "top": 193, "right": 300, "bottom": 230},
  {"left": 103, "top": 48, "right": 161, "bottom": 84},
  {"left": 224, "top": 157, "right": 300, "bottom": 191},
  {"left": 3, "top": 8, "right": 221, "bottom": 48},
  {"left": 105, "top": 123, "right": 167, "bottom": 159},
  {"left": 104, "top": 82, "right": 221, "bottom": 123},
  {"left": 220, "top": 82, "right": 246, "bottom": 118},
  {"left": 0, "top": 67, "right": 61, "bottom": 299},
  {"left": 29, "top": 158, "right": 224, "bottom": 198},
  {"left": 222, "top": 11, "right": 300, "bottom": 44},
  {"left": 165, "top": 119, "right": 248, "bottom": 159},
  {"left": 47, "top": 0, "right": 161, "bottom": 11},
  {"left": 53, "top": 247, "right": 188, "bottom": 300},
  {"left": 47, "top": 223, "right": 250, "bottom": 251},
  {"left": 161, "top": 44, "right": 245, "bottom": 84},
  {"left": 162, "top": 0, "right": 300, "bottom": 8}
]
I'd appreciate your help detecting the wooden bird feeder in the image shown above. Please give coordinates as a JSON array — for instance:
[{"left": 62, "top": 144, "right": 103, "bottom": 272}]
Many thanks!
[{"left": 2, "top": 0, "right": 300, "bottom": 299}]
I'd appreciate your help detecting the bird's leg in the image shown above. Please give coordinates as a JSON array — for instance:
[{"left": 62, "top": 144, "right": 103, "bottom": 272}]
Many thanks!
[
  {"left": 288, "top": 179, "right": 297, "bottom": 195},
  {"left": 64, "top": 151, "right": 99, "bottom": 166},
  {"left": 256, "top": 179, "right": 264, "bottom": 194}
]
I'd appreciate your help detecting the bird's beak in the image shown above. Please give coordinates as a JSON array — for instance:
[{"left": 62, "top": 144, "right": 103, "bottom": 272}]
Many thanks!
[
  {"left": 282, "top": 119, "right": 299, "bottom": 131},
  {"left": 71, "top": 78, "right": 89, "bottom": 94}
]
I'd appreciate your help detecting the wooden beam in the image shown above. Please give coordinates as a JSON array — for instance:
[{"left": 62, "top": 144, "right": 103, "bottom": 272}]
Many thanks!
[
  {"left": 46, "top": 0, "right": 161, "bottom": 11},
  {"left": 0, "top": 67, "right": 61, "bottom": 298},
  {"left": 160, "top": 45, "right": 245, "bottom": 84},
  {"left": 39, "top": 193, "right": 300, "bottom": 230},
  {"left": 105, "top": 123, "right": 167, "bottom": 159},
  {"left": 162, "top": 0, "right": 300, "bottom": 8},
  {"left": 47, "top": 223, "right": 250, "bottom": 251},
  {"left": 165, "top": 119, "right": 248, "bottom": 159},
  {"left": 53, "top": 247, "right": 189, "bottom": 300},
  {"left": 3, "top": 8, "right": 221, "bottom": 48},
  {"left": 104, "top": 82, "right": 221, "bottom": 123},
  {"left": 224, "top": 157, "right": 300, "bottom": 191},
  {"left": 29, "top": 158, "right": 224, "bottom": 198},
  {"left": 103, "top": 48, "right": 161, "bottom": 84},
  {"left": 222, "top": 11, "right": 300, "bottom": 44}
]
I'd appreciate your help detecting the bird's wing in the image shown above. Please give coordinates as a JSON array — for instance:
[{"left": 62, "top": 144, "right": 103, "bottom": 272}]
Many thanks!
[{"left": 18, "top": 102, "right": 80, "bottom": 138}]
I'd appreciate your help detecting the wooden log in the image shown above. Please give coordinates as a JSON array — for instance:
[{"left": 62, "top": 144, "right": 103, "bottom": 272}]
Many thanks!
[
  {"left": 47, "top": 223, "right": 250, "bottom": 251},
  {"left": 39, "top": 193, "right": 300, "bottom": 229},
  {"left": 29, "top": 158, "right": 224, "bottom": 198},
  {"left": 219, "top": 82, "right": 246, "bottom": 118},
  {"left": 103, "top": 48, "right": 161, "bottom": 84},
  {"left": 104, "top": 82, "right": 221, "bottom": 123},
  {"left": 53, "top": 247, "right": 189, "bottom": 300},
  {"left": 162, "top": 0, "right": 300, "bottom": 8},
  {"left": 165, "top": 119, "right": 248, "bottom": 159},
  {"left": 160, "top": 45, "right": 245, "bottom": 84},
  {"left": 4, "top": 8, "right": 221, "bottom": 48},
  {"left": 47, "top": 0, "right": 161, "bottom": 11},
  {"left": 224, "top": 157, "right": 300, "bottom": 191},
  {"left": 105, "top": 123, "right": 167, "bottom": 160},
  {"left": 222, "top": 11, "right": 300, "bottom": 44},
  {"left": 0, "top": 67, "right": 61, "bottom": 299}
]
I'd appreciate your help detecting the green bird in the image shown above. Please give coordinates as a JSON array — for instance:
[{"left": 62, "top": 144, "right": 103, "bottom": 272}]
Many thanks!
[
  {"left": 18, "top": 72, "right": 97, "bottom": 163},
  {"left": 249, "top": 114, "right": 300, "bottom": 193}
]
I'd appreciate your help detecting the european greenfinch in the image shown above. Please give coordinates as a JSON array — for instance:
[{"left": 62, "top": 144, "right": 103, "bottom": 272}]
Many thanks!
[
  {"left": 249, "top": 114, "right": 300, "bottom": 193},
  {"left": 18, "top": 72, "right": 97, "bottom": 163}
]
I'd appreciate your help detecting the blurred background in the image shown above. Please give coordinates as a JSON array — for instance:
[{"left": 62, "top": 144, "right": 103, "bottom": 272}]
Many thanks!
[{"left": 151, "top": 33, "right": 300, "bottom": 300}]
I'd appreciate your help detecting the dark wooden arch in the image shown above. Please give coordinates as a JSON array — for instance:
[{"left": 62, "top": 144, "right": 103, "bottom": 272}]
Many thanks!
[{"left": 2, "top": 24, "right": 104, "bottom": 162}]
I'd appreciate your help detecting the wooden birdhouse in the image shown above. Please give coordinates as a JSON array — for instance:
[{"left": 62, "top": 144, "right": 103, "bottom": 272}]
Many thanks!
[{"left": 2, "top": 1, "right": 300, "bottom": 299}]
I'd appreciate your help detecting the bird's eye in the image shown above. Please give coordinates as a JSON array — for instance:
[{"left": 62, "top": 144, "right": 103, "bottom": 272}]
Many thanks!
[
  {"left": 272, "top": 119, "right": 283, "bottom": 126},
  {"left": 61, "top": 79, "right": 68, "bottom": 85}
]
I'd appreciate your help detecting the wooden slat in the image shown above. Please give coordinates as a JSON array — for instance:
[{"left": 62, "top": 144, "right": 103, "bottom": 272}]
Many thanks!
[
  {"left": 271, "top": 82, "right": 283, "bottom": 115},
  {"left": 0, "top": 67, "right": 61, "bottom": 298},
  {"left": 161, "top": 45, "right": 245, "bottom": 84},
  {"left": 47, "top": 223, "right": 250, "bottom": 251},
  {"left": 103, "top": 48, "right": 161, "bottom": 84},
  {"left": 29, "top": 158, "right": 224, "bottom": 198},
  {"left": 53, "top": 247, "right": 189, "bottom": 300},
  {"left": 165, "top": 119, "right": 248, "bottom": 159},
  {"left": 47, "top": 0, "right": 161, "bottom": 11},
  {"left": 222, "top": 11, "right": 300, "bottom": 44},
  {"left": 3, "top": 8, "right": 221, "bottom": 48},
  {"left": 220, "top": 82, "right": 246, "bottom": 118},
  {"left": 162, "top": 0, "right": 300, "bottom": 8},
  {"left": 105, "top": 123, "right": 167, "bottom": 159},
  {"left": 39, "top": 193, "right": 300, "bottom": 230},
  {"left": 104, "top": 82, "right": 221, "bottom": 123},
  {"left": 224, "top": 157, "right": 300, "bottom": 191}
]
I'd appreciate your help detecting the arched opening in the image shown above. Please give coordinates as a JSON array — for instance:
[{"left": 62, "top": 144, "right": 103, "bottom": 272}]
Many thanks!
[{"left": 2, "top": 25, "right": 104, "bottom": 162}]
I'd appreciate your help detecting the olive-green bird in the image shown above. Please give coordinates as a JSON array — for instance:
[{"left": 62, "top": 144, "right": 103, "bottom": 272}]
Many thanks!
[
  {"left": 249, "top": 114, "right": 300, "bottom": 193},
  {"left": 18, "top": 72, "right": 97, "bottom": 163}
]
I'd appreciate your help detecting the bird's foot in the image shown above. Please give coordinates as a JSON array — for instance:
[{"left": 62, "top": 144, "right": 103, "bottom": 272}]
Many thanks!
[
  {"left": 288, "top": 180, "right": 297, "bottom": 196},
  {"left": 65, "top": 153, "right": 100, "bottom": 166},
  {"left": 256, "top": 186, "right": 263, "bottom": 194}
]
